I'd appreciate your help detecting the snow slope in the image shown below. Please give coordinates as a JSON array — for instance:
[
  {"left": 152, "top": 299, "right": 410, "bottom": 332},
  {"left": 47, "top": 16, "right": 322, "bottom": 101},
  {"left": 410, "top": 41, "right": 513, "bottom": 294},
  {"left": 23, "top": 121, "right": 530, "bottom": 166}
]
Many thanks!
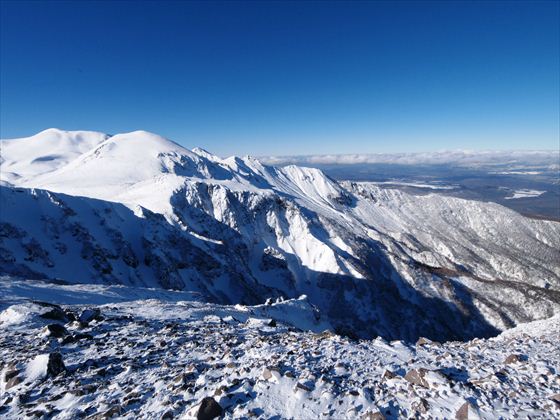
[
  {"left": 0, "top": 129, "right": 108, "bottom": 185},
  {"left": 0, "top": 278, "right": 558, "bottom": 419},
  {"left": 1, "top": 129, "right": 559, "bottom": 342}
]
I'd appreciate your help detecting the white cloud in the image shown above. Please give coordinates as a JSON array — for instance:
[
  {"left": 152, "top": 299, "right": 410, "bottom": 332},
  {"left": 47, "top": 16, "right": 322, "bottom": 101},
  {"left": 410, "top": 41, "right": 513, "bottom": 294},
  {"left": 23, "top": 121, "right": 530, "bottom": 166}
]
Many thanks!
[{"left": 259, "top": 150, "right": 559, "bottom": 168}]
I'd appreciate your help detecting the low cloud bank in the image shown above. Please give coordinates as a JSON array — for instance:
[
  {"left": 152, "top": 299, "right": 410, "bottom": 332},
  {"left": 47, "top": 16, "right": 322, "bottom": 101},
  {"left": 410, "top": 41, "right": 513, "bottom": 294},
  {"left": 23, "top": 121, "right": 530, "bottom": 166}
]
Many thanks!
[{"left": 260, "top": 150, "right": 559, "bottom": 168}]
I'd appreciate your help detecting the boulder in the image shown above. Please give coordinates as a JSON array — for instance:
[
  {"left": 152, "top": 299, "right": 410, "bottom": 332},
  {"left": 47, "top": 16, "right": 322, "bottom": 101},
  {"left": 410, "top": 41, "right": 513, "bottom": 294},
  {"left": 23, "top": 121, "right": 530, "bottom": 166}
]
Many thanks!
[
  {"left": 412, "top": 397, "right": 430, "bottom": 413},
  {"left": 196, "top": 397, "right": 223, "bottom": 420},
  {"left": 404, "top": 368, "right": 430, "bottom": 388},
  {"left": 262, "top": 367, "right": 281, "bottom": 382},
  {"left": 61, "top": 333, "right": 94, "bottom": 345},
  {"left": 362, "top": 409, "right": 385, "bottom": 419},
  {"left": 4, "top": 366, "right": 19, "bottom": 382},
  {"left": 40, "top": 307, "right": 68, "bottom": 322},
  {"left": 5, "top": 375, "right": 22, "bottom": 389},
  {"left": 294, "top": 382, "right": 312, "bottom": 392},
  {"left": 102, "top": 405, "right": 122, "bottom": 418},
  {"left": 161, "top": 410, "right": 174, "bottom": 419},
  {"left": 382, "top": 369, "right": 396, "bottom": 380},
  {"left": 504, "top": 354, "right": 524, "bottom": 364},
  {"left": 455, "top": 400, "right": 478, "bottom": 419},
  {"left": 416, "top": 337, "right": 432, "bottom": 346},
  {"left": 79, "top": 308, "right": 102, "bottom": 324},
  {"left": 47, "top": 352, "right": 66, "bottom": 377},
  {"left": 404, "top": 368, "right": 448, "bottom": 389},
  {"left": 45, "top": 324, "right": 68, "bottom": 338}
]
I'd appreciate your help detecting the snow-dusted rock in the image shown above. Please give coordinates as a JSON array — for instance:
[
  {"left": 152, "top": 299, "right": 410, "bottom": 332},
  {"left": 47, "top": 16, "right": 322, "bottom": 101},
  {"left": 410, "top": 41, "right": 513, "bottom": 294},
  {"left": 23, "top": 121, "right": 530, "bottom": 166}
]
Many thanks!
[{"left": 0, "top": 280, "right": 557, "bottom": 419}]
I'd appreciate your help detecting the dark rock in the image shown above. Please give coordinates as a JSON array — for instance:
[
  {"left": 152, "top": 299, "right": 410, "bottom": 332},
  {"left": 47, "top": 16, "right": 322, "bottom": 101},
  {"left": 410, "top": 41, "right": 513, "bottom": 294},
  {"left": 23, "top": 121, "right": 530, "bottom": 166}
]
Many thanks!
[
  {"left": 61, "top": 333, "right": 94, "bottom": 345},
  {"left": 47, "top": 353, "right": 66, "bottom": 377},
  {"left": 40, "top": 307, "right": 67, "bottom": 322},
  {"left": 381, "top": 369, "right": 396, "bottom": 380},
  {"left": 65, "top": 311, "right": 77, "bottom": 322},
  {"left": 294, "top": 382, "right": 312, "bottom": 392},
  {"left": 161, "top": 410, "right": 174, "bottom": 419},
  {"left": 4, "top": 367, "right": 19, "bottom": 382},
  {"left": 102, "top": 405, "right": 122, "bottom": 418},
  {"left": 197, "top": 397, "right": 223, "bottom": 420},
  {"left": 124, "top": 397, "right": 141, "bottom": 407},
  {"left": 5, "top": 376, "right": 22, "bottom": 389},
  {"left": 46, "top": 324, "right": 68, "bottom": 338},
  {"left": 267, "top": 319, "right": 277, "bottom": 327},
  {"left": 412, "top": 398, "right": 429, "bottom": 413},
  {"left": 79, "top": 308, "right": 102, "bottom": 324}
]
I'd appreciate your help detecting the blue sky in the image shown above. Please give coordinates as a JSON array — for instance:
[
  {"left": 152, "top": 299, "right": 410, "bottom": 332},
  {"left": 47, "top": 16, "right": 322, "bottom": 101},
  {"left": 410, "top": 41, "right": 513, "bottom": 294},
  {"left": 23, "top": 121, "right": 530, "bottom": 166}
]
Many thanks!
[{"left": 1, "top": 1, "right": 558, "bottom": 156}]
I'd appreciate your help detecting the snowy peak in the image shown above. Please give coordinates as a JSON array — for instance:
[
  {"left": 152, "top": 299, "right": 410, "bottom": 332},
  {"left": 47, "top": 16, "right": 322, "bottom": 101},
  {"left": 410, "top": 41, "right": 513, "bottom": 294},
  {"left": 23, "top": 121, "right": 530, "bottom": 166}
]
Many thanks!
[
  {"left": 277, "top": 165, "right": 344, "bottom": 205},
  {"left": 191, "top": 147, "right": 221, "bottom": 162},
  {"left": 0, "top": 128, "right": 109, "bottom": 184},
  {"left": 1, "top": 128, "right": 348, "bottom": 214},
  {"left": 2, "top": 130, "right": 242, "bottom": 210}
]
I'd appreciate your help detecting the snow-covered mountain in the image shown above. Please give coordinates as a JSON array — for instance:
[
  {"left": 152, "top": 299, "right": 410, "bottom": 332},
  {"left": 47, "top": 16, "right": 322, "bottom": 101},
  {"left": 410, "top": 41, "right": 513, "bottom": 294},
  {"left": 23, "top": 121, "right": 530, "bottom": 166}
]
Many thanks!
[{"left": 1, "top": 129, "right": 559, "bottom": 341}]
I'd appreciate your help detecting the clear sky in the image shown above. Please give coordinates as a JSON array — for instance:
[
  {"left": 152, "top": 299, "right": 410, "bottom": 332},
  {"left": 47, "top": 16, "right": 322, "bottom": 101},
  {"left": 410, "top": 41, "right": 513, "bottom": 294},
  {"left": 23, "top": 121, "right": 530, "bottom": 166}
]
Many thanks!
[{"left": 1, "top": 1, "right": 558, "bottom": 156}]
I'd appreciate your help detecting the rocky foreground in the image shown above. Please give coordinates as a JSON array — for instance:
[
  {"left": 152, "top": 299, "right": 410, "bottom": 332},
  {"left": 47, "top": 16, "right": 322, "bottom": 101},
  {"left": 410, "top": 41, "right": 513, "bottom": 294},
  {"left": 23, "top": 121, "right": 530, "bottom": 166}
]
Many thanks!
[{"left": 1, "top": 280, "right": 559, "bottom": 419}]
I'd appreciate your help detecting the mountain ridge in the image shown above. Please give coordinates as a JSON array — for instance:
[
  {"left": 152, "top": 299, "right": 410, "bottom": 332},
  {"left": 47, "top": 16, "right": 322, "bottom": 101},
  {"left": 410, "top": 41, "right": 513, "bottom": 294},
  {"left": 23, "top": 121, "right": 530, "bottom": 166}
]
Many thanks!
[{"left": 1, "top": 129, "right": 559, "bottom": 342}]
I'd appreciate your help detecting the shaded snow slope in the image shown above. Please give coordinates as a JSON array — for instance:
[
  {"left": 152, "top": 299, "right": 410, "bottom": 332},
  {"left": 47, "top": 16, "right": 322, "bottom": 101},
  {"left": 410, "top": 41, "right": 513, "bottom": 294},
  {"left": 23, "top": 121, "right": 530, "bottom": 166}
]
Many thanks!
[{"left": 1, "top": 129, "right": 559, "bottom": 342}]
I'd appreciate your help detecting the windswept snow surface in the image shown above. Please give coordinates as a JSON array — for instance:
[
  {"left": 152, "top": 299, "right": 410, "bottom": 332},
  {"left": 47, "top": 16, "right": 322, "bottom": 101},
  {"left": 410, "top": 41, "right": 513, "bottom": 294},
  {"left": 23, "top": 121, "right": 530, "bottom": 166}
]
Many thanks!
[
  {"left": 1, "top": 129, "right": 560, "bottom": 343},
  {"left": 0, "top": 279, "right": 559, "bottom": 419}
]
